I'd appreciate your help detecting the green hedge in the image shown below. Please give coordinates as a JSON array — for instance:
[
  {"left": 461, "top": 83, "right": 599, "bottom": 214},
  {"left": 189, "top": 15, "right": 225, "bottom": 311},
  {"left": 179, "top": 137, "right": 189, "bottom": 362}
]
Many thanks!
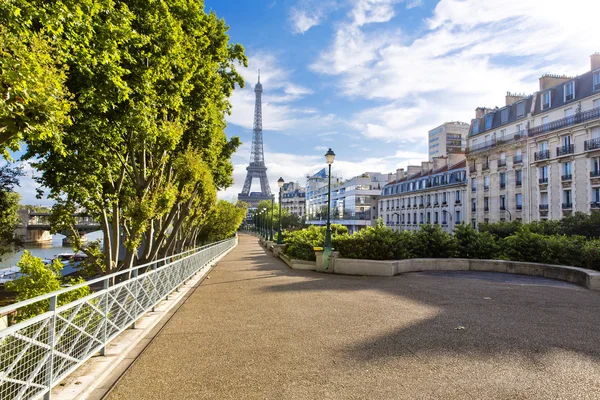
[{"left": 283, "top": 220, "right": 600, "bottom": 271}]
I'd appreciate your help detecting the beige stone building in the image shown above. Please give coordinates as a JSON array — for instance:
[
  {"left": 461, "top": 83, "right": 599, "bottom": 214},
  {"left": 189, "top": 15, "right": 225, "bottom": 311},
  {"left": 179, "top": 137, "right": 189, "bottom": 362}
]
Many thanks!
[
  {"left": 467, "top": 53, "right": 600, "bottom": 225},
  {"left": 379, "top": 154, "right": 468, "bottom": 233},
  {"left": 280, "top": 182, "right": 306, "bottom": 218}
]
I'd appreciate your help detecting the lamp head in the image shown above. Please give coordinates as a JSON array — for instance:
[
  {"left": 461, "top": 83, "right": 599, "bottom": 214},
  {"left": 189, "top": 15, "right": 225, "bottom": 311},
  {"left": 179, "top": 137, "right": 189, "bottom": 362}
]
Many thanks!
[
  {"left": 277, "top": 177, "right": 285, "bottom": 188},
  {"left": 325, "top": 148, "right": 336, "bottom": 165}
]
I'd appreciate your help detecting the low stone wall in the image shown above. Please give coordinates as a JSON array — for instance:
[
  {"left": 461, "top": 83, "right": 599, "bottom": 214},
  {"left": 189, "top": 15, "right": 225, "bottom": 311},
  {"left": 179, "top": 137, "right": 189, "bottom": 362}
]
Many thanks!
[
  {"left": 332, "top": 257, "right": 600, "bottom": 291},
  {"left": 279, "top": 253, "right": 316, "bottom": 271}
]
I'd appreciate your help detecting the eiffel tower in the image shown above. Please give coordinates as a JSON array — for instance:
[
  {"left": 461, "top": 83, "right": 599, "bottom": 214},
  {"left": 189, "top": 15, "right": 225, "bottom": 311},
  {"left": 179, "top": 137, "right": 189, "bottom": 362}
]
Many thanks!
[{"left": 238, "top": 72, "right": 273, "bottom": 207}]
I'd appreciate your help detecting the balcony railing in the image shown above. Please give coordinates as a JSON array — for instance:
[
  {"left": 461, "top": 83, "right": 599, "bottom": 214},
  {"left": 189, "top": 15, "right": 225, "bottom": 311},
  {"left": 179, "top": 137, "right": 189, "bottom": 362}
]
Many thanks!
[
  {"left": 585, "top": 137, "right": 600, "bottom": 151},
  {"left": 484, "top": 206, "right": 489, "bottom": 212},
  {"left": 591, "top": 170, "right": 600, "bottom": 177},
  {"left": 466, "top": 133, "right": 524, "bottom": 154},
  {"left": 562, "top": 203, "right": 573, "bottom": 209},
  {"left": 539, "top": 177, "right": 548, "bottom": 184},
  {"left": 455, "top": 200, "right": 461, "bottom": 204},
  {"left": 539, "top": 204, "right": 549, "bottom": 210},
  {"left": 516, "top": 180, "right": 522, "bottom": 187},
  {"left": 529, "top": 107, "right": 600, "bottom": 137},
  {"left": 471, "top": 207, "right": 476, "bottom": 212},
  {"left": 514, "top": 155, "right": 523, "bottom": 164},
  {"left": 484, "top": 185, "right": 489, "bottom": 191},
  {"left": 500, "top": 183, "right": 506, "bottom": 189},
  {"left": 534, "top": 149, "right": 550, "bottom": 161},
  {"left": 498, "top": 160, "right": 506, "bottom": 167},
  {"left": 471, "top": 187, "right": 476, "bottom": 193},
  {"left": 562, "top": 174, "right": 572, "bottom": 181},
  {"left": 516, "top": 205, "right": 523, "bottom": 210},
  {"left": 557, "top": 144, "right": 574, "bottom": 157},
  {"left": 591, "top": 202, "right": 600, "bottom": 209}
]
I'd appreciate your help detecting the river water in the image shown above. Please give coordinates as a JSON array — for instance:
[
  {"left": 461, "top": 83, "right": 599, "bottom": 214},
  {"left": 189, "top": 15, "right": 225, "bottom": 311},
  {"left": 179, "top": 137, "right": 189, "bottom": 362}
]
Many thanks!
[{"left": 0, "top": 231, "right": 103, "bottom": 269}]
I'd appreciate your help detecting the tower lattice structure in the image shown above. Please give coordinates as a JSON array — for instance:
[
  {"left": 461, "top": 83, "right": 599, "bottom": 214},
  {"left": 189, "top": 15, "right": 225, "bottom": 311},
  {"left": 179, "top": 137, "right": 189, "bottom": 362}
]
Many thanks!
[{"left": 238, "top": 72, "right": 273, "bottom": 207}]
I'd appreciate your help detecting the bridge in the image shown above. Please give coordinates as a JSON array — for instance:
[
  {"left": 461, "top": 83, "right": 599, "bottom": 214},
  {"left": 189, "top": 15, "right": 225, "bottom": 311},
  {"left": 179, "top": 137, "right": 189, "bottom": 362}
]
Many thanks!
[
  {"left": 1, "top": 235, "right": 600, "bottom": 399},
  {"left": 14, "top": 209, "right": 101, "bottom": 244}
]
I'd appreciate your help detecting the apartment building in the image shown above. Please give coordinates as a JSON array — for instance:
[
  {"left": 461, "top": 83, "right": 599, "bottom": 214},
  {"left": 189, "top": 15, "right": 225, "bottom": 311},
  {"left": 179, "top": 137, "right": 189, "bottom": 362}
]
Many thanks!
[
  {"left": 306, "top": 171, "right": 391, "bottom": 233},
  {"left": 379, "top": 154, "right": 468, "bottom": 233},
  {"left": 281, "top": 182, "right": 306, "bottom": 218},
  {"left": 467, "top": 53, "right": 600, "bottom": 225},
  {"left": 428, "top": 121, "right": 470, "bottom": 161}
]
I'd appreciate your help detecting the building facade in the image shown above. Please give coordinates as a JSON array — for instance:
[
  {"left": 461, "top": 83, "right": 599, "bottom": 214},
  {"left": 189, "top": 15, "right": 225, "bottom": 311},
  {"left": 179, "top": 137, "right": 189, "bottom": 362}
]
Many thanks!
[
  {"left": 428, "top": 121, "right": 470, "bottom": 161},
  {"left": 281, "top": 182, "right": 306, "bottom": 218},
  {"left": 379, "top": 154, "right": 468, "bottom": 233},
  {"left": 467, "top": 53, "right": 600, "bottom": 225},
  {"left": 306, "top": 171, "right": 391, "bottom": 233}
]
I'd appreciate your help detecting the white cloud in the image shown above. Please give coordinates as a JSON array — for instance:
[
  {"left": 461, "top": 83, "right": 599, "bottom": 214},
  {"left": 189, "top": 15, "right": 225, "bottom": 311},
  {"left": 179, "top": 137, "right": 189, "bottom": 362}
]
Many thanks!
[
  {"left": 289, "top": 1, "right": 339, "bottom": 34},
  {"left": 310, "top": 0, "right": 600, "bottom": 142},
  {"left": 405, "top": 0, "right": 422, "bottom": 9}
]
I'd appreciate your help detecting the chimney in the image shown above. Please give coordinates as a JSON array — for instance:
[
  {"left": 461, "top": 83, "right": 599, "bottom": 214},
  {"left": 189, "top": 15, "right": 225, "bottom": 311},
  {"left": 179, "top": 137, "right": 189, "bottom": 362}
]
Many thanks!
[
  {"left": 591, "top": 53, "right": 600, "bottom": 71},
  {"left": 387, "top": 173, "right": 394, "bottom": 183},
  {"left": 421, "top": 161, "right": 432, "bottom": 173},
  {"left": 475, "top": 107, "right": 494, "bottom": 119},
  {"left": 395, "top": 168, "right": 404, "bottom": 180},
  {"left": 505, "top": 92, "right": 527, "bottom": 106},
  {"left": 406, "top": 165, "right": 421, "bottom": 176},
  {"left": 448, "top": 153, "right": 466, "bottom": 168},
  {"left": 539, "top": 74, "right": 572, "bottom": 91},
  {"left": 433, "top": 156, "right": 446, "bottom": 171}
]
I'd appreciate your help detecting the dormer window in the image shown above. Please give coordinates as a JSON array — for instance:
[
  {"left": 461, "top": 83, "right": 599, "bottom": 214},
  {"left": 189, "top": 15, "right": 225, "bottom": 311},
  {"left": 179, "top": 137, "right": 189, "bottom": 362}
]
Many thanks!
[
  {"left": 471, "top": 119, "right": 480, "bottom": 135},
  {"left": 500, "top": 108, "right": 509, "bottom": 124},
  {"left": 541, "top": 91, "right": 551, "bottom": 110},
  {"left": 485, "top": 114, "right": 493, "bottom": 130},
  {"left": 516, "top": 101, "right": 525, "bottom": 118},
  {"left": 594, "top": 71, "right": 600, "bottom": 91},
  {"left": 564, "top": 81, "right": 575, "bottom": 102}
]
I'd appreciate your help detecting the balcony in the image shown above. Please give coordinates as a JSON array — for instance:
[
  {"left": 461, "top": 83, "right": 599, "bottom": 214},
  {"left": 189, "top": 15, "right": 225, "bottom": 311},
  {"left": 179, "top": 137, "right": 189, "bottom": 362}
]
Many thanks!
[
  {"left": 591, "top": 202, "right": 600, "bottom": 209},
  {"left": 529, "top": 107, "right": 600, "bottom": 137},
  {"left": 455, "top": 200, "right": 461, "bottom": 205},
  {"left": 562, "top": 203, "right": 573, "bottom": 210},
  {"left": 534, "top": 150, "right": 550, "bottom": 161},
  {"left": 484, "top": 185, "right": 489, "bottom": 191},
  {"left": 516, "top": 180, "right": 522, "bottom": 187},
  {"left": 471, "top": 207, "right": 476, "bottom": 213},
  {"left": 561, "top": 174, "right": 572, "bottom": 181},
  {"left": 514, "top": 155, "right": 523, "bottom": 164},
  {"left": 516, "top": 204, "right": 523, "bottom": 210},
  {"left": 471, "top": 187, "right": 476, "bottom": 193},
  {"left": 539, "top": 204, "right": 549, "bottom": 210},
  {"left": 466, "top": 133, "right": 524, "bottom": 154},
  {"left": 591, "top": 170, "right": 600, "bottom": 178},
  {"left": 539, "top": 177, "right": 548, "bottom": 184},
  {"left": 556, "top": 144, "right": 574, "bottom": 157},
  {"left": 484, "top": 206, "right": 489, "bottom": 212},
  {"left": 585, "top": 137, "right": 600, "bottom": 151},
  {"left": 500, "top": 183, "right": 506, "bottom": 189},
  {"left": 434, "top": 201, "right": 439, "bottom": 206},
  {"left": 498, "top": 160, "right": 506, "bottom": 167},
  {"left": 441, "top": 201, "right": 447, "bottom": 206}
]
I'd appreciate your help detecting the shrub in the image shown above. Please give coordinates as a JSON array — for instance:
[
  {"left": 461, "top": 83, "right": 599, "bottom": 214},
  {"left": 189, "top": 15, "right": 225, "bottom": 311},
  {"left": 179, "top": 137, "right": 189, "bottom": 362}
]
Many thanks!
[
  {"left": 558, "top": 212, "right": 600, "bottom": 238},
  {"left": 334, "top": 224, "right": 410, "bottom": 260},
  {"left": 580, "top": 240, "right": 600, "bottom": 271},
  {"left": 478, "top": 220, "right": 522, "bottom": 239},
  {"left": 410, "top": 224, "right": 457, "bottom": 258},
  {"left": 453, "top": 224, "right": 500, "bottom": 259}
]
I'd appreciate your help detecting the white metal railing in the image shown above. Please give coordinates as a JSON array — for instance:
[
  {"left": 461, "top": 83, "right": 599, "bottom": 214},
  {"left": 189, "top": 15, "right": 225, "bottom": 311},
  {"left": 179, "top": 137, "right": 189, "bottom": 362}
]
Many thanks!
[{"left": 0, "top": 237, "right": 236, "bottom": 400}]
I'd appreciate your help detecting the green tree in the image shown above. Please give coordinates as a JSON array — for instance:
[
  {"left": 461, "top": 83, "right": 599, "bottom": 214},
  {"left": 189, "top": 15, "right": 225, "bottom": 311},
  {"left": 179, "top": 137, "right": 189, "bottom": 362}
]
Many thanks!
[
  {"left": 5, "top": 251, "right": 89, "bottom": 322},
  {"left": 197, "top": 200, "right": 246, "bottom": 244},
  {"left": 0, "top": 164, "right": 24, "bottom": 260}
]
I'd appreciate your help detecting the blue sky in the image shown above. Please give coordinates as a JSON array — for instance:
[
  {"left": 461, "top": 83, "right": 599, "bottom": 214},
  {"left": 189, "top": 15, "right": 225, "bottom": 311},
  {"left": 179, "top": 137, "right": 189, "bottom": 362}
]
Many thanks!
[{"left": 12, "top": 0, "right": 600, "bottom": 204}]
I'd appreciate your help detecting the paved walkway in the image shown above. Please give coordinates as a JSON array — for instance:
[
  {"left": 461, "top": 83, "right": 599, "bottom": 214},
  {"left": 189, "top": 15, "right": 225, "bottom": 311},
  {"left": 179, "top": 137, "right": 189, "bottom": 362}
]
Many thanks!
[{"left": 107, "top": 234, "right": 600, "bottom": 399}]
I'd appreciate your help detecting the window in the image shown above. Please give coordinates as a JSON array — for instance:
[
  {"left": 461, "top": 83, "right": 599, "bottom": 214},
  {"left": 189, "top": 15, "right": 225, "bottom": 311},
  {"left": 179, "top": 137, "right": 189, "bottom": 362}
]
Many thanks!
[
  {"left": 541, "top": 193, "right": 548, "bottom": 207},
  {"left": 539, "top": 166, "right": 548, "bottom": 180},
  {"left": 564, "top": 82, "right": 575, "bottom": 101},
  {"left": 455, "top": 211, "right": 461, "bottom": 224},
  {"left": 500, "top": 195, "right": 506, "bottom": 210},
  {"left": 593, "top": 127, "right": 600, "bottom": 139},
  {"left": 593, "top": 187, "right": 600, "bottom": 203},
  {"left": 484, "top": 175, "right": 489, "bottom": 190},
  {"left": 499, "top": 172, "right": 506, "bottom": 188},
  {"left": 472, "top": 119, "right": 480, "bottom": 135},
  {"left": 413, "top": 213, "right": 417, "bottom": 224},
  {"left": 593, "top": 157, "right": 600, "bottom": 176},
  {"left": 407, "top": 214, "right": 410, "bottom": 224},
  {"left": 455, "top": 190, "right": 461, "bottom": 203},
  {"left": 516, "top": 101, "right": 525, "bottom": 118},
  {"left": 442, "top": 192, "right": 447, "bottom": 203},
  {"left": 500, "top": 152, "right": 506, "bottom": 165},
  {"left": 564, "top": 190, "right": 572, "bottom": 205},
  {"left": 485, "top": 114, "right": 493, "bottom": 130},
  {"left": 541, "top": 91, "right": 551, "bottom": 110},
  {"left": 442, "top": 212, "right": 447, "bottom": 225},
  {"left": 434, "top": 193, "right": 438, "bottom": 204},
  {"left": 516, "top": 193, "right": 523, "bottom": 209},
  {"left": 515, "top": 169, "right": 522, "bottom": 185},
  {"left": 434, "top": 212, "right": 439, "bottom": 224},
  {"left": 420, "top": 213, "right": 424, "bottom": 224},
  {"left": 427, "top": 212, "right": 431, "bottom": 224},
  {"left": 471, "top": 198, "right": 476, "bottom": 212},
  {"left": 501, "top": 108, "right": 509, "bottom": 124},
  {"left": 471, "top": 179, "right": 476, "bottom": 191},
  {"left": 563, "top": 162, "right": 572, "bottom": 176},
  {"left": 539, "top": 141, "right": 548, "bottom": 151},
  {"left": 594, "top": 71, "right": 600, "bottom": 91},
  {"left": 563, "top": 135, "right": 571, "bottom": 147}
]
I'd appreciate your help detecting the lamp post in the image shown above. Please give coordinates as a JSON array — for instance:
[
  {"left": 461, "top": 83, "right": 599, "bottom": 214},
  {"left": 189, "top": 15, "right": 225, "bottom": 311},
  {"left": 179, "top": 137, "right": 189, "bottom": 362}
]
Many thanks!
[
  {"left": 270, "top": 196, "right": 274, "bottom": 241},
  {"left": 277, "top": 178, "right": 284, "bottom": 244},
  {"left": 324, "top": 148, "right": 336, "bottom": 249}
]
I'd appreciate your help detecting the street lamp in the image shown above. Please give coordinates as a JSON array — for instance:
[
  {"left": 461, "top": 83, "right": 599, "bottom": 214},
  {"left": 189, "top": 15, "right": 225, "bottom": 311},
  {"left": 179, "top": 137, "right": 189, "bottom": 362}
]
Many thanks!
[
  {"left": 270, "top": 196, "right": 274, "bottom": 241},
  {"left": 277, "top": 177, "right": 285, "bottom": 244},
  {"left": 324, "top": 148, "right": 336, "bottom": 249}
]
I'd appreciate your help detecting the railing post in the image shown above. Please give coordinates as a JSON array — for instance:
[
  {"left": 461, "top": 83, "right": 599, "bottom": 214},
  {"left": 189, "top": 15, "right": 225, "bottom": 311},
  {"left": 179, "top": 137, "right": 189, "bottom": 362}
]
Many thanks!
[
  {"left": 100, "top": 278, "right": 109, "bottom": 356},
  {"left": 131, "top": 269, "right": 139, "bottom": 329},
  {"left": 152, "top": 262, "right": 157, "bottom": 312},
  {"left": 44, "top": 295, "right": 57, "bottom": 400}
]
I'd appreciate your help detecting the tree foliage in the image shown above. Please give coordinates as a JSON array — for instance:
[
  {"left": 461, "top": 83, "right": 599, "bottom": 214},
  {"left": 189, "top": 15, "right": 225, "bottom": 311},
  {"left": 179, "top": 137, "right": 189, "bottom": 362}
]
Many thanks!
[
  {"left": 5, "top": 251, "right": 89, "bottom": 322},
  {"left": 197, "top": 200, "right": 247, "bottom": 244},
  {"left": 0, "top": 164, "right": 23, "bottom": 260},
  {"left": 5, "top": 0, "right": 247, "bottom": 272}
]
